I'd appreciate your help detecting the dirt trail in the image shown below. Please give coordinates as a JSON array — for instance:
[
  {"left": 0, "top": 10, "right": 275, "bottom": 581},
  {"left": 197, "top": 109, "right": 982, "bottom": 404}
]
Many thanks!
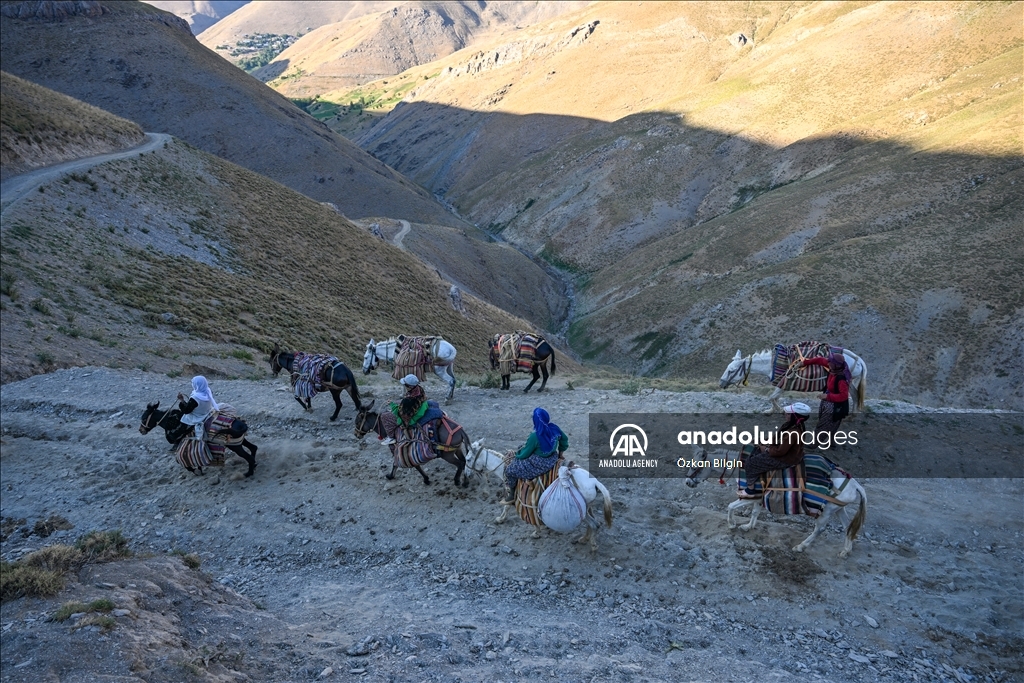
[
  {"left": 0, "top": 133, "right": 172, "bottom": 217},
  {"left": 393, "top": 219, "right": 411, "bottom": 250},
  {"left": 0, "top": 368, "right": 1020, "bottom": 682}
]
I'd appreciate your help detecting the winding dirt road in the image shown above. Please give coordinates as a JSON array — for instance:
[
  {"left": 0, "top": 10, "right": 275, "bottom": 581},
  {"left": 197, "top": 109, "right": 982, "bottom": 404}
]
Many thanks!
[
  {"left": 1, "top": 132, "right": 172, "bottom": 217},
  {"left": 393, "top": 218, "right": 411, "bottom": 249}
]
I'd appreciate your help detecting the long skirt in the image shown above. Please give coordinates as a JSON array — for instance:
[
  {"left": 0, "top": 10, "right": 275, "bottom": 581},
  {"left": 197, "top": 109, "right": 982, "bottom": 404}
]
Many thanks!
[
  {"left": 743, "top": 449, "right": 793, "bottom": 483},
  {"left": 504, "top": 453, "right": 559, "bottom": 494},
  {"left": 816, "top": 399, "right": 847, "bottom": 436}
]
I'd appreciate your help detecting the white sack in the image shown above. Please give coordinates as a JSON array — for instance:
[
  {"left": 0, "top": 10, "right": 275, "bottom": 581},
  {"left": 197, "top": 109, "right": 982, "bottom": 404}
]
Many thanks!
[{"left": 539, "top": 466, "right": 587, "bottom": 533}]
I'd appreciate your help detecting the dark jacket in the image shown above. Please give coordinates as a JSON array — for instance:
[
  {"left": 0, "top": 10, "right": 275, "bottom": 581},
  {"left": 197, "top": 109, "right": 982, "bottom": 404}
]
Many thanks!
[{"left": 768, "top": 427, "right": 805, "bottom": 467}]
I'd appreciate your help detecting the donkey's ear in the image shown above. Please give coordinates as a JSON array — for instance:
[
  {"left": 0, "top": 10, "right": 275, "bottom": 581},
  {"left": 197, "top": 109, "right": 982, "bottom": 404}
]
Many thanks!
[
  {"left": 733, "top": 350, "right": 742, "bottom": 360},
  {"left": 147, "top": 401, "right": 158, "bottom": 409},
  {"left": 366, "top": 399, "right": 375, "bottom": 411}
]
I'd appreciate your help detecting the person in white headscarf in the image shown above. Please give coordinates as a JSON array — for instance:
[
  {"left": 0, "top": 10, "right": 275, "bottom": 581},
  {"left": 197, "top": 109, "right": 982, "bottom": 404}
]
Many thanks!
[{"left": 177, "top": 376, "right": 219, "bottom": 442}]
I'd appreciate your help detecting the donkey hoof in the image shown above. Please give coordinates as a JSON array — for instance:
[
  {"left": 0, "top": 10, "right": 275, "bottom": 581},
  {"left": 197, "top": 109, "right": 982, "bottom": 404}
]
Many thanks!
[
  {"left": 793, "top": 544, "right": 805, "bottom": 553},
  {"left": 385, "top": 474, "right": 395, "bottom": 481},
  {"left": 839, "top": 549, "right": 850, "bottom": 558}
]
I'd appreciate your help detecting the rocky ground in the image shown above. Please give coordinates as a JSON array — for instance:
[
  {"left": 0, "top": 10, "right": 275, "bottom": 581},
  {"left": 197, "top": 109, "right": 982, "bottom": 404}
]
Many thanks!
[{"left": 1, "top": 368, "right": 1021, "bottom": 682}]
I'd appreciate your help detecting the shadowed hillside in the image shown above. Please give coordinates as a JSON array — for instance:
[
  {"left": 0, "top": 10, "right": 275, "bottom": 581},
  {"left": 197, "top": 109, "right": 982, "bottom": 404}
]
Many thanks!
[
  {"left": 0, "top": 82, "right": 552, "bottom": 384},
  {"left": 0, "top": 0, "right": 455, "bottom": 226},
  {"left": 343, "top": 0, "right": 1022, "bottom": 405},
  {"left": 0, "top": 70, "right": 145, "bottom": 180}
]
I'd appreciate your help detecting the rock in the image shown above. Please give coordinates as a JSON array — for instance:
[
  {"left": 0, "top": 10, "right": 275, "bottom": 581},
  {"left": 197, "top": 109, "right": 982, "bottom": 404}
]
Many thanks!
[
  {"left": 346, "top": 642, "right": 370, "bottom": 656},
  {"left": 318, "top": 666, "right": 333, "bottom": 678},
  {"left": 863, "top": 615, "right": 878, "bottom": 628},
  {"left": 880, "top": 650, "right": 900, "bottom": 658},
  {"left": 849, "top": 653, "right": 872, "bottom": 664},
  {"left": 485, "top": 650, "right": 497, "bottom": 660},
  {"left": 584, "top": 590, "right": 597, "bottom": 598},
  {"left": 111, "top": 609, "right": 131, "bottom": 617},
  {"left": 603, "top": 597, "right": 615, "bottom": 607},
  {"left": 419, "top": 551, "right": 429, "bottom": 559}
]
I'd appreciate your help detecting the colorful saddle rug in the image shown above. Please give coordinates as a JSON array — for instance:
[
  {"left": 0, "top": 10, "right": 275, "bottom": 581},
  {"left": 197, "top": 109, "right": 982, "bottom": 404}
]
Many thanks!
[
  {"left": 291, "top": 353, "right": 340, "bottom": 399},
  {"left": 737, "top": 453, "right": 851, "bottom": 517},
  {"left": 495, "top": 332, "right": 541, "bottom": 375},
  {"left": 175, "top": 409, "right": 246, "bottom": 471},
  {"left": 391, "top": 336, "right": 443, "bottom": 381},
  {"left": 502, "top": 450, "right": 566, "bottom": 527},
  {"left": 394, "top": 423, "right": 439, "bottom": 468},
  {"left": 770, "top": 341, "right": 844, "bottom": 392}
]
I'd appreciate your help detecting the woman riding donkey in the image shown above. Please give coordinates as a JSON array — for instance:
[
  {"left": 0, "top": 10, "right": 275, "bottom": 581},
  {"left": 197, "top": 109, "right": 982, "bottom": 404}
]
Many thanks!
[
  {"left": 177, "top": 376, "right": 220, "bottom": 443},
  {"left": 502, "top": 408, "right": 569, "bottom": 505},
  {"left": 739, "top": 403, "right": 810, "bottom": 498}
]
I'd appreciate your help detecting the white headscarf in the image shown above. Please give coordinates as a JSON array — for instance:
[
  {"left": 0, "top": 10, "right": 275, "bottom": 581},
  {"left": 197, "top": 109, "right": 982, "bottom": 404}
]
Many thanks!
[{"left": 189, "top": 376, "right": 219, "bottom": 410}]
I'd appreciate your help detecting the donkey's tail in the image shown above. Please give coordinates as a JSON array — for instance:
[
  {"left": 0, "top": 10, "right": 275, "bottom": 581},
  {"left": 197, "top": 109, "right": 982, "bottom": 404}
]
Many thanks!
[
  {"left": 549, "top": 346, "right": 556, "bottom": 376},
  {"left": 856, "top": 365, "right": 867, "bottom": 412},
  {"left": 846, "top": 483, "right": 866, "bottom": 543},
  {"left": 345, "top": 364, "right": 363, "bottom": 410}
]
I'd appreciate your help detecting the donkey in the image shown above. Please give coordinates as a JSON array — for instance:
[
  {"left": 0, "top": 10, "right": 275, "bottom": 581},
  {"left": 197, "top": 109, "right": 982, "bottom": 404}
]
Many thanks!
[
  {"left": 466, "top": 439, "right": 613, "bottom": 549},
  {"left": 719, "top": 346, "right": 867, "bottom": 414},
  {"left": 362, "top": 336, "right": 458, "bottom": 401},
  {"left": 139, "top": 402, "right": 258, "bottom": 477},
  {"left": 489, "top": 333, "right": 556, "bottom": 392},
  {"left": 353, "top": 400, "right": 469, "bottom": 487},
  {"left": 270, "top": 344, "right": 363, "bottom": 421},
  {"left": 684, "top": 447, "right": 867, "bottom": 557}
]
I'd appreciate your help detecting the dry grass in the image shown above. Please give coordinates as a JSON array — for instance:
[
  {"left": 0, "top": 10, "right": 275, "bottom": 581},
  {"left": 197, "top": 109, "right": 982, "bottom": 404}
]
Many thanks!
[
  {"left": 0, "top": 138, "right": 538, "bottom": 381},
  {"left": 0, "top": 71, "right": 144, "bottom": 176}
]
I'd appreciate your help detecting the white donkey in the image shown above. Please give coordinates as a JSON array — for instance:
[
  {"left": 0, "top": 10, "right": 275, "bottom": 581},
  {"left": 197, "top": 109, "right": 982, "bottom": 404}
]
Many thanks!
[
  {"left": 466, "top": 440, "right": 613, "bottom": 549},
  {"left": 719, "top": 347, "right": 867, "bottom": 414},
  {"left": 684, "top": 447, "right": 867, "bottom": 558},
  {"left": 362, "top": 336, "right": 458, "bottom": 400}
]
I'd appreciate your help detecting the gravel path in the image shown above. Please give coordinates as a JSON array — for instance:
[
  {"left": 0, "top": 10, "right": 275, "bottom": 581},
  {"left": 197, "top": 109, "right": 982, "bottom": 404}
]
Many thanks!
[
  {"left": 1, "top": 368, "right": 1020, "bottom": 682},
  {"left": 0, "top": 133, "right": 172, "bottom": 217}
]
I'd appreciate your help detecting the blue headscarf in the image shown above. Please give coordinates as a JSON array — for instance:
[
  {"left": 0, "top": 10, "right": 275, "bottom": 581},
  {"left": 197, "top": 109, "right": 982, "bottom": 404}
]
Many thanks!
[{"left": 532, "top": 407, "right": 562, "bottom": 454}]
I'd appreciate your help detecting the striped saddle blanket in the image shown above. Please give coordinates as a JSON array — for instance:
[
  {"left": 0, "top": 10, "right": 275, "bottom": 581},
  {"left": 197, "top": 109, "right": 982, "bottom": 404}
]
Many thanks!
[
  {"left": 770, "top": 341, "right": 844, "bottom": 392},
  {"left": 392, "top": 336, "right": 442, "bottom": 381},
  {"left": 502, "top": 450, "right": 565, "bottom": 527},
  {"left": 737, "top": 453, "right": 849, "bottom": 517},
  {"left": 496, "top": 332, "right": 541, "bottom": 375},
  {"left": 174, "top": 411, "right": 245, "bottom": 471},
  {"left": 393, "top": 423, "right": 438, "bottom": 468},
  {"left": 291, "top": 353, "right": 339, "bottom": 399}
]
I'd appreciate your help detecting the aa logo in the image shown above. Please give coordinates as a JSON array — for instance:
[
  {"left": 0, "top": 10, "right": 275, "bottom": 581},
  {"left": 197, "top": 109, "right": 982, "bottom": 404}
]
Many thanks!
[{"left": 609, "top": 424, "right": 648, "bottom": 457}]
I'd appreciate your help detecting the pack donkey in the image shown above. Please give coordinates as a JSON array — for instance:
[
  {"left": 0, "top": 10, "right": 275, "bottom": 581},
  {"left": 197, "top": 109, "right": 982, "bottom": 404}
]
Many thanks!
[
  {"left": 270, "top": 343, "right": 363, "bottom": 421},
  {"left": 489, "top": 332, "right": 556, "bottom": 392}
]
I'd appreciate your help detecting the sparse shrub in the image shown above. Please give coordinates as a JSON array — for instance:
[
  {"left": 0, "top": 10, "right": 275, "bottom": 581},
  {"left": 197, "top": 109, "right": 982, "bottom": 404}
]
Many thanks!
[
  {"left": 182, "top": 553, "right": 201, "bottom": 570},
  {"left": 0, "top": 560, "right": 64, "bottom": 601},
  {"left": 36, "top": 351, "right": 54, "bottom": 365},
  {"left": 166, "top": 369, "right": 182, "bottom": 378},
  {"left": 620, "top": 378, "right": 644, "bottom": 396},
  {"left": 229, "top": 349, "right": 254, "bottom": 361},
  {"left": 31, "top": 298, "right": 52, "bottom": 315},
  {"left": 0, "top": 272, "right": 17, "bottom": 300},
  {"left": 53, "top": 598, "right": 114, "bottom": 621},
  {"left": 75, "top": 530, "right": 130, "bottom": 562},
  {"left": 76, "top": 614, "right": 116, "bottom": 632},
  {"left": 565, "top": 380, "right": 575, "bottom": 391}
]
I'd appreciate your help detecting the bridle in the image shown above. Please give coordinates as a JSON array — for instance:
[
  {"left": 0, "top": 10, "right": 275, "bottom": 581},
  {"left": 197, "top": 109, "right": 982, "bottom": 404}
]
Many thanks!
[
  {"left": 364, "top": 342, "right": 379, "bottom": 372},
  {"left": 354, "top": 409, "right": 379, "bottom": 438},
  {"left": 140, "top": 403, "right": 176, "bottom": 434},
  {"left": 724, "top": 355, "right": 752, "bottom": 388},
  {"left": 270, "top": 349, "right": 287, "bottom": 376}
]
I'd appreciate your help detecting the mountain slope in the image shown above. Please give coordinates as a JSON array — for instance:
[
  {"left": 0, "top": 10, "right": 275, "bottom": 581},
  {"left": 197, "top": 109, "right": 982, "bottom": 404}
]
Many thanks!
[
  {"left": 142, "top": 0, "right": 248, "bottom": 34},
  {"left": 1, "top": 70, "right": 145, "bottom": 180},
  {"left": 249, "top": 1, "right": 591, "bottom": 95},
  {"left": 0, "top": 0, "right": 455, "bottom": 226},
  {"left": 349, "top": 0, "right": 1023, "bottom": 404},
  {"left": 0, "top": 87, "right": 545, "bottom": 383}
]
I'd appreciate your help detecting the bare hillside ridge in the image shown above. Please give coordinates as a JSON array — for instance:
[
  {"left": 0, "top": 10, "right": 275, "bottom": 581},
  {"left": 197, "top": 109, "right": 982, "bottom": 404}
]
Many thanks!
[
  {"left": 250, "top": 1, "right": 592, "bottom": 95},
  {"left": 0, "top": 70, "right": 145, "bottom": 180},
  {"left": 347, "top": 1, "right": 1023, "bottom": 405},
  {"left": 143, "top": 0, "right": 248, "bottom": 34},
  {"left": 0, "top": 0, "right": 457, "bottom": 226},
  {"left": 0, "top": 135, "right": 551, "bottom": 385}
]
